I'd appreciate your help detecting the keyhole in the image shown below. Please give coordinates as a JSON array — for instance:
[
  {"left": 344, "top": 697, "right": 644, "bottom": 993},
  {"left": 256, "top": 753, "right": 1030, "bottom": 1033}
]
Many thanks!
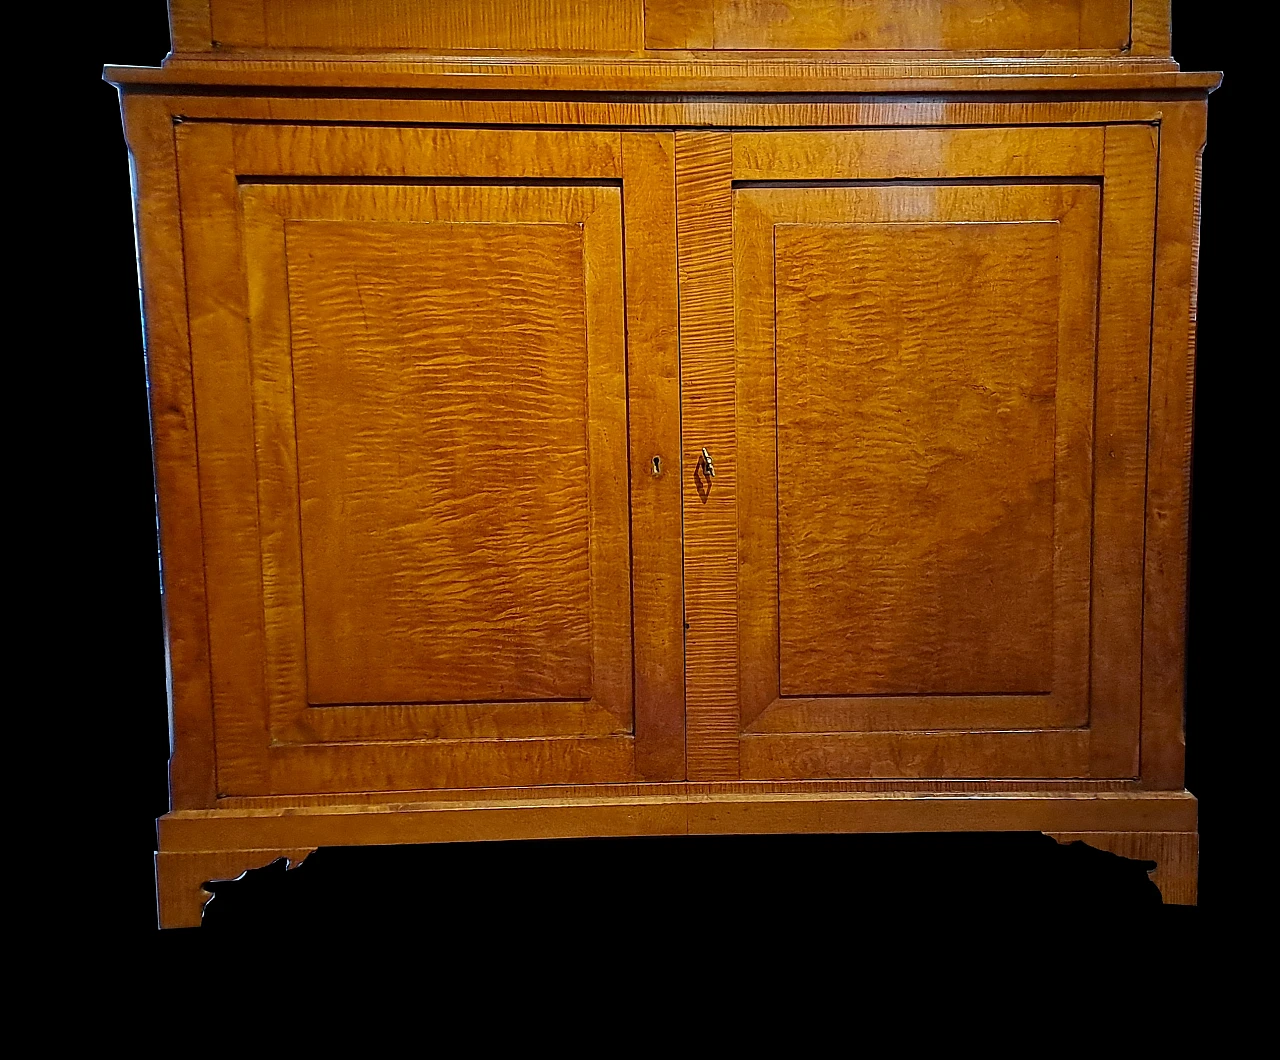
[{"left": 652, "top": 456, "right": 662, "bottom": 476}]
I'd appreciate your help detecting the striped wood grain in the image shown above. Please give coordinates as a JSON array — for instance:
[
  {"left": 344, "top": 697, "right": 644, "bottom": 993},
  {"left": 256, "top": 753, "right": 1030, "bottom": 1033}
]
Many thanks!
[
  {"left": 1088, "top": 124, "right": 1159, "bottom": 777},
  {"left": 643, "top": 0, "right": 1132, "bottom": 52},
  {"left": 676, "top": 132, "right": 739, "bottom": 781},
  {"left": 124, "top": 94, "right": 219, "bottom": 808},
  {"left": 1141, "top": 102, "right": 1209, "bottom": 790},
  {"left": 622, "top": 132, "right": 687, "bottom": 780}
]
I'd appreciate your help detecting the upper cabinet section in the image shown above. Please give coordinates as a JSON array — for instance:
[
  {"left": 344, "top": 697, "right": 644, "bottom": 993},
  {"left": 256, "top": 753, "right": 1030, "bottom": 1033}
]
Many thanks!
[
  {"left": 168, "top": 0, "right": 1172, "bottom": 57},
  {"left": 109, "top": 0, "right": 1220, "bottom": 94}
]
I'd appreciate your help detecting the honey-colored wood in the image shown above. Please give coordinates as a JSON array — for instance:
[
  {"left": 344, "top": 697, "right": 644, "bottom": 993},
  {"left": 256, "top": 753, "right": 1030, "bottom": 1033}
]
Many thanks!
[
  {"left": 168, "top": 0, "right": 214, "bottom": 52},
  {"left": 172, "top": 122, "right": 682, "bottom": 795},
  {"left": 121, "top": 94, "right": 218, "bottom": 809},
  {"left": 152, "top": 793, "right": 1194, "bottom": 921},
  {"left": 167, "top": 0, "right": 1172, "bottom": 59},
  {"left": 741, "top": 730, "right": 1092, "bottom": 780},
  {"left": 117, "top": 90, "right": 1207, "bottom": 777},
  {"left": 736, "top": 184, "right": 1097, "bottom": 737},
  {"left": 156, "top": 790, "right": 1196, "bottom": 851},
  {"left": 1142, "top": 103, "right": 1209, "bottom": 791},
  {"left": 622, "top": 133, "right": 686, "bottom": 780},
  {"left": 229, "top": 123, "right": 622, "bottom": 180},
  {"left": 205, "top": 0, "right": 643, "bottom": 53},
  {"left": 211, "top": 778, "right": 1153, "bottom": 812},
  {"left": 172, "top": 122, "right": 270, "bottom": 793},
  {"left": 644, "top": 0, "right": 1132, "bottom": 53},
  {"left": 1046, "top": 831, "right": 1197, "bottom": 904},
  {"left": 1129, "top": 0, "right": 1173, "bottom": 57},
  {"left": 1088, "top": 124, "right": 1159, "bottom": 777},
  {"left": 732, "top": 126, "right": 1106, "bottom": 180},
  {"left": 104, "top": 92, "right": 1204, "bottom": 132},
  {"left": 676, "top": 132, "right": 739, "bottom": 781},
  {"left": 156, "top": 849, "right": 315, "bottom": 928},
  {"left": 254, "top": 195, "right": 607, "bottom": 709},
  {"left": 266, "top": 738, "right": 638, "bottom": 793},
  {"left": 113, "top": 0, "right": 1214, "bottom": 923},
  {"left": 109, "top": 56, "right": 1212, "bottom": 94},
  {"left": 240, "top": 183, "right": 630, "bottom": 728},
  {"left": 726, "top": 125, "right": 1155, "bottom": 780}
]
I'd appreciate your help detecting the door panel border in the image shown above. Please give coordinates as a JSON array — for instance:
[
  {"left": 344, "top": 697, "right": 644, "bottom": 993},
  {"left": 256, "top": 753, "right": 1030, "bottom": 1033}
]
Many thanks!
[{"left": 735, "top": 185, "right": 1100, "bottom": 734}]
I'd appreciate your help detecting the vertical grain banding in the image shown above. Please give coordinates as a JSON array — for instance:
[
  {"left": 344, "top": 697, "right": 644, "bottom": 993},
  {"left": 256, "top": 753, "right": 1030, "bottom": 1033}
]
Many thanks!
[
  {"left": 623, "top": 133, "right": 687, "bottom": 780},
  {"left": 1088, "top": 124, "right": 1159, "bottom": 777},
  {"left": 125, "top": 94, "right": 219, "bottom": 807},
  {"left": 1141, "top": 103, "right": 1209, "bottom": 789},
  {"left": 677, "top": 132, "right": 740, "bottom": 780}
]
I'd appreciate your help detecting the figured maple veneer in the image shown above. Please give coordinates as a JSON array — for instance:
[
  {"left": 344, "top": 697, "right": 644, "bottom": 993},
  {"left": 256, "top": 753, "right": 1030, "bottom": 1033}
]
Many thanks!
[
  {"left": 168, "top": 0, "right": 1173, "bottom": 58},
  {"left": 283, "top": 218, "right": 597, "bottom": 706},
  {"left": 773, "top": 220, "right": 1064, "bottom": 698},
  {"left": 240, "top": 183, "right": 630, "bottom": 732},
  {"left": 644, "top": 0, "right": 1133, "bottom": 52},
  {"left": 201, "top": 0, "right": 642, "bottom": 52}
]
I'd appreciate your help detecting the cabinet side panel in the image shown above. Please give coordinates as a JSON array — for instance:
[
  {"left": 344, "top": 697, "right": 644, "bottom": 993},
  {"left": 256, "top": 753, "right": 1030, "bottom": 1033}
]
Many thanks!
[
  {"left": 123, "top": 94, "right": 218, "bottom": 809},
  {"left": 1143, "top": 103, "right": 1208, "bottom": 789},
  {"left": 174, "top": 123, "right": 273, "bottom": 794},
  {"left": 676, "top": 132, "right": 739, "bottom": 780},
  {"left": 1088, "top": 124, "right": 1158, "bottom": 777}
]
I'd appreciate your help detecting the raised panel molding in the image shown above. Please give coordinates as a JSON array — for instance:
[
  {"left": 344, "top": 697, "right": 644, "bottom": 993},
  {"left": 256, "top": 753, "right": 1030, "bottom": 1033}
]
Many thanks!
[{"left": 285, "top": 218, "right": 596, "bottom": 706}]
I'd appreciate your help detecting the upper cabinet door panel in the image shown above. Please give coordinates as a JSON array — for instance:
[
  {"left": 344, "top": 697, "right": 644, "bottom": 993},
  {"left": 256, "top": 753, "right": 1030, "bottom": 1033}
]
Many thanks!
[
  {"left": 644, "top": 0, "right": 1133, "bottom": 52},
  {"left": 176, "top": 124, "right": 683, "bottom": 795},
  {"left": 678, "top": 125, "right": 1157, "bottom": 781}
]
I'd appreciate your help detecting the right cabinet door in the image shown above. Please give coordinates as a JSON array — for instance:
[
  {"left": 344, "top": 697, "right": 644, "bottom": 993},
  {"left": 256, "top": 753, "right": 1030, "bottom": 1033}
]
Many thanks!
[{"left": 727, "top": 125, "right": 1156, "bottom": 780}]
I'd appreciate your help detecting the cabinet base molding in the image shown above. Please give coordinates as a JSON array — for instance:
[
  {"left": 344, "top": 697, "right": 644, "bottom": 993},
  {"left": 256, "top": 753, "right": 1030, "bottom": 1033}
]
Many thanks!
[
  {"left": 1045, "top": 830, "right": 1198, "bottom": 905},
  {"left": 155, "top": 789, "right": 1196, "bottom": 925}
]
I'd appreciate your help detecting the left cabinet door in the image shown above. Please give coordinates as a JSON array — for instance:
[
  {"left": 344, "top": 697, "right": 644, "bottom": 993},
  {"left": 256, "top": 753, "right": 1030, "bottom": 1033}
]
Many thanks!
[{"left": 174, "top": 123, "right": 682, "bottom": 795}]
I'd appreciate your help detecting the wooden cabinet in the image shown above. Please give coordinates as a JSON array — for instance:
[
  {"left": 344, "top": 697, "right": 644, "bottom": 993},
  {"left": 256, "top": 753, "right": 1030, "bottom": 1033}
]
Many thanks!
[{"left": 110, "top": 0, "right": 1217, "bottom": 925}]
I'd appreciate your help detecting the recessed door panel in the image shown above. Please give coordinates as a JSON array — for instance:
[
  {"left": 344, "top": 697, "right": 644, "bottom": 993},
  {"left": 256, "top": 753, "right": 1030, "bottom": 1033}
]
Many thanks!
[
  {"left": 737, "top": 183, "right": 1098, "bottom": 743},
  {"left": 287, "top": 218, "right": 595, "bottom": 707},
  {"left": 775, "top": 219, "right": 1061, "bottom": 699}
]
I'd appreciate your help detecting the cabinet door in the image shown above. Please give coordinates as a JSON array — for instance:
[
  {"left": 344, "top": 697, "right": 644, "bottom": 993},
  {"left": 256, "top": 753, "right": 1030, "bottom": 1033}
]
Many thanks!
[
  {"left": 176, "top": 125, "right": 682, "bottom": 795},
  {"left": 677, "top": 126, "right": 1156, "bottom": 780}
]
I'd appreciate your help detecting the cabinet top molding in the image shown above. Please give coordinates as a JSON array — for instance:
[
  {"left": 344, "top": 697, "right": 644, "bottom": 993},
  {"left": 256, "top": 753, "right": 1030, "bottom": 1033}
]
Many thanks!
[{"left": 106, "top": 0, "right": 1220, "bottom": 94}]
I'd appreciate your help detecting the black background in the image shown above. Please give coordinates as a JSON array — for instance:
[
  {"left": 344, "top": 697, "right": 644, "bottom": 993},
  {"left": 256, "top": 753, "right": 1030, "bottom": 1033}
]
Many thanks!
[{"left": 81, "top": 4, "right": 1253, "bottom": 944}]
